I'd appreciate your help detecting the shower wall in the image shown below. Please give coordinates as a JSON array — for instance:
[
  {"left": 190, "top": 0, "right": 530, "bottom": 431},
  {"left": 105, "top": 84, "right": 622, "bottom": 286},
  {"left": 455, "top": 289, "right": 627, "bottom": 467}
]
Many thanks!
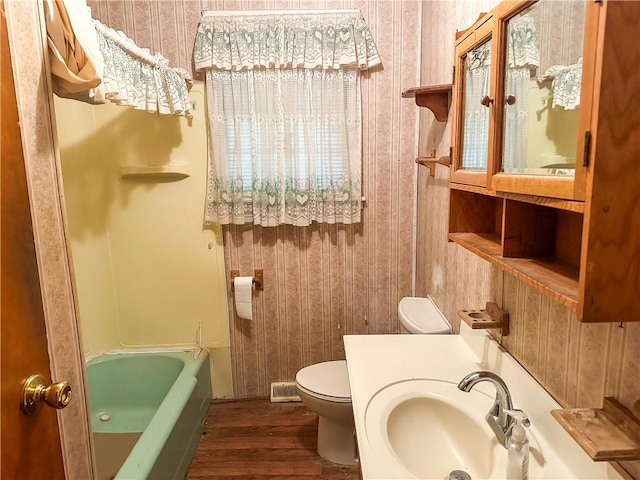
[
  {"left": 55, "top": 85, "right": 233, "bottom": 397},
  {"left": 89, "top": 0, "right": 421, "bottom": 398}
]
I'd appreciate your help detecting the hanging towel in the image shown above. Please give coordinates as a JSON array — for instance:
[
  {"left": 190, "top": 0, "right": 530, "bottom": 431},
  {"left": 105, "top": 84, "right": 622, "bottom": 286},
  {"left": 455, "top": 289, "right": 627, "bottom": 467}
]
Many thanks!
[{"left": 43, "top": 0, "right": 105, "bottom": 104}]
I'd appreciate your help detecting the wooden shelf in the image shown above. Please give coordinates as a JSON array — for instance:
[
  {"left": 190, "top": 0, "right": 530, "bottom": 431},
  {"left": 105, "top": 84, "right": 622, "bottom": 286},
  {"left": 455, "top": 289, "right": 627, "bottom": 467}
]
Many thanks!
[
  {"left": 449, "top": 232, "right": 501, "bottom": 257},
  {"left": 450, "top": 183, "right": 498, "bottom": 197},
  {"left": 402, "top": 84, "right": 452, "bottom": 122},
  {"left": 551, "top": 398, "right": 640, "bottom": 461},
  {"left": 449, "top": 232, "right": 579, "bottom": 310},
  {"left": 450, "top": 184, "right": 584, "bottom": 212},
  {"left": 496, "top": 191, "right": 585, "bottom": 213}
]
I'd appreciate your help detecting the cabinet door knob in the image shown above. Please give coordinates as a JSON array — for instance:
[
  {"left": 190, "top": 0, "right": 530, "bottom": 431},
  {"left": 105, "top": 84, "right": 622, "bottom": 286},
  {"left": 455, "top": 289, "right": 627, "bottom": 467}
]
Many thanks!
[
  {"left": 505, "top": 95, "right": 516, "bottom": 105},
  {"left": 481, "top": 95, "right": 494, "bottom": 107}
]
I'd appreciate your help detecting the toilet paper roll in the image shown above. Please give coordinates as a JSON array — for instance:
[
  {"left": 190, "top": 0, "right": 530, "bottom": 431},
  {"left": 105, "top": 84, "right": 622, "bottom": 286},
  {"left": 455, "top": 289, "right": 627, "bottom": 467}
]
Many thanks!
[{"left": 234, "top": 276, "right": 253, "bottom": 320}]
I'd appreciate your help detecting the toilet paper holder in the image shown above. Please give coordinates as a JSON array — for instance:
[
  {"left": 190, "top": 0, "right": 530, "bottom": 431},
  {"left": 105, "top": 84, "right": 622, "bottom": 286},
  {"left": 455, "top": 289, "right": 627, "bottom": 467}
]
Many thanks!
[{"left": 230, "top": 269, "right": 263, "bottom": 291}]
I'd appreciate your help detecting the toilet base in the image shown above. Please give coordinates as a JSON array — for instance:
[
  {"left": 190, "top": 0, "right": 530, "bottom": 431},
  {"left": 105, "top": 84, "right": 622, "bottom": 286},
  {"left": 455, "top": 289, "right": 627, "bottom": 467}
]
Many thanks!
[{"left": 317, "top": 415, "right": 358, "bottom": 466}]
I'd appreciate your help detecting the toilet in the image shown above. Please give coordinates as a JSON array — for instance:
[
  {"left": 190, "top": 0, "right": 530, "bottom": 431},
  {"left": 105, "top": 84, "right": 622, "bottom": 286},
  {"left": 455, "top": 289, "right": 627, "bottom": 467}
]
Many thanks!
[{"left": 295, "top": 296, "right": 451, "bottom": 465}]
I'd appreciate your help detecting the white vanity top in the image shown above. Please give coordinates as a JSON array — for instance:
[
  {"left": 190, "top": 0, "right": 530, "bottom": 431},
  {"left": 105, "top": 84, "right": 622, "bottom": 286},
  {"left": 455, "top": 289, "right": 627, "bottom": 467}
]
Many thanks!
[{"left": 344, "top": 325, "right": 622, "bottom": 479}]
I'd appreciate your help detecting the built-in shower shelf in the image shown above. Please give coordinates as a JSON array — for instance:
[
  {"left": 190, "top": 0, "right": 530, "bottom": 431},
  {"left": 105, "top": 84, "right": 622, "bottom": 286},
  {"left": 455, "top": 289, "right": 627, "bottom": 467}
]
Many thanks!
[{"left": 119, "top": 163, "right": 190, "bottom": 180}]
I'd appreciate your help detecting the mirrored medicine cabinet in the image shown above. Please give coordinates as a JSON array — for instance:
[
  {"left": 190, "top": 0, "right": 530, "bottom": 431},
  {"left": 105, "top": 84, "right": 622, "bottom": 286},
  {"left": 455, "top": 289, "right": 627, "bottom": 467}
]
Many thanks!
[
  {"left": 451, "top": 0, "right": 598, "bottom": 201},
  {"left": 441, "top": 0, "right": 640, "bottom": 323}
]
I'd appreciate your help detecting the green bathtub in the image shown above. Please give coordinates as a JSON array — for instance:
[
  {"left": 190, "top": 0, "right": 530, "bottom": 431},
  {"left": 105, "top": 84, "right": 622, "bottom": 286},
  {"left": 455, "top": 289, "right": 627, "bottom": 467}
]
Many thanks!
[{"left": 86, "top": 352, "right": 211, "bottom": 479}]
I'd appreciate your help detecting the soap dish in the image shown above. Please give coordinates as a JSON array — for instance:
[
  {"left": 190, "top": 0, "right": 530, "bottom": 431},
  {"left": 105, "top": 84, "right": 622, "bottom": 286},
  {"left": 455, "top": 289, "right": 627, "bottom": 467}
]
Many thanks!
[{"left": 551, "top": 397, "right": 640, "bottom": 461}]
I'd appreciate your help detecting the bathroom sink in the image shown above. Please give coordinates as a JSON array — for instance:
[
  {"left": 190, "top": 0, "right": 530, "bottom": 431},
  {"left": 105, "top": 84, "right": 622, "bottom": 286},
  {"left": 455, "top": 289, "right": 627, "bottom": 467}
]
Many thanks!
[
  {"left": 346, "top": 333, "right": 620, "bottom": 480},
  {"left": 364, "top": 379, "right": 519, "bottom": 479}
]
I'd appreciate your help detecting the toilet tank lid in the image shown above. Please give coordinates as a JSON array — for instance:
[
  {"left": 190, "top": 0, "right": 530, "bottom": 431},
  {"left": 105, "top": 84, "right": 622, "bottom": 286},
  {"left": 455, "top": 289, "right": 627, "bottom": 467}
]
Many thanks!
[
  {"left": 296, "top": 360, "right": 351, "bottom": 399},
  {"left": 398, "top": 296, "right": 451, "bottom": 334}
]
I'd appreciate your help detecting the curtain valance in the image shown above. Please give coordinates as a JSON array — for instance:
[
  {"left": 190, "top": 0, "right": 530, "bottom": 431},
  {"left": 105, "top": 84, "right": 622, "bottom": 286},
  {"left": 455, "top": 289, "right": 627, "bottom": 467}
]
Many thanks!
[
  {"left": 507, "top": 15, "right": 540, "bottom": 69},
  {"left": 94, "top": 21, "right": 192, "bottom": 115},
  {"left": 193, "top": 11, "right": 381, "bottom": 72}
]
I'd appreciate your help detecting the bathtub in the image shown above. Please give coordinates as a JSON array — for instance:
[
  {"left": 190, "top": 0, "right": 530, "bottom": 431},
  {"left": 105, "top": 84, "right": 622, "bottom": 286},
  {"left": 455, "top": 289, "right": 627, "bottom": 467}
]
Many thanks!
[{"left": 86, "top": 352, "right": 211, "bottom": 480}]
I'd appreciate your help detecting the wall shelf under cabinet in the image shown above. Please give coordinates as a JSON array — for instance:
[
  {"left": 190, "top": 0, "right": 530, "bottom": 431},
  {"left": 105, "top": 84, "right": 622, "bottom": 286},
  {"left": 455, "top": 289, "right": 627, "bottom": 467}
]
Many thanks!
[
  {"left": 402, "top": 84, "right": 452, "bottom": 122},
  {"left": 449, "top": 187, "right": 583, "bottom": 311},
  {"left": 450, "top": 183, "right": 585, "bottom": 213},
  {"left": 450, "top": 232, "right": 580, "bottom": 310}
]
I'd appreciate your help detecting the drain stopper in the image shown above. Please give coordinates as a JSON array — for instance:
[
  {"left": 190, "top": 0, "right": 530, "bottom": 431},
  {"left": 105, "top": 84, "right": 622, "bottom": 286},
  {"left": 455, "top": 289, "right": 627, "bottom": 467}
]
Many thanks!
[{"left": 448, "top": 470, "right": 471, "bottom": 480}]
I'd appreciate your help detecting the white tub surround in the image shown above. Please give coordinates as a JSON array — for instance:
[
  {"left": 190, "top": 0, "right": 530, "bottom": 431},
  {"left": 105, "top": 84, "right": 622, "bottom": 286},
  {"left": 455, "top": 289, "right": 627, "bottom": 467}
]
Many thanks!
[{"left": 344, "top": 324, "right": 622, "bottom": 479}]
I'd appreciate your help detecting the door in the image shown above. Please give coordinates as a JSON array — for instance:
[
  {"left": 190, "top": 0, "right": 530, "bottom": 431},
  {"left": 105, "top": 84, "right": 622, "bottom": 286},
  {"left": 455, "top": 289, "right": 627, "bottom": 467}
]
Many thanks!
[
  {"left": 450, "top": 13, "right": 497, "bottom": 188},
  {"left": 1, "top": 3, "right": 66, "bottom": 478}
]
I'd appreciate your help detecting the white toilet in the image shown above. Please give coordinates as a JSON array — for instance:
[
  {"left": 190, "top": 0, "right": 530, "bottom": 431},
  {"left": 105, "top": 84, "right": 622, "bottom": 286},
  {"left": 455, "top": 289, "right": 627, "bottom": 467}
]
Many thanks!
[{"left": 295, "top": 296, "right": 451, "bottom": 465}]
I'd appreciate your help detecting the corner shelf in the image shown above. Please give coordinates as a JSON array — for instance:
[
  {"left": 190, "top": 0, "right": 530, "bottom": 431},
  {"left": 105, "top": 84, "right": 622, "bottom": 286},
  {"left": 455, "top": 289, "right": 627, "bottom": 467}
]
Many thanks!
[
  {"left": 402, "top": 84, "right": 453, "bottom": 122},
  {"left": 119, "top": 163, "right": 191, "bottom": 180},
  {"left": 551, "top": 398, "right": 640, "bottom": 461}
]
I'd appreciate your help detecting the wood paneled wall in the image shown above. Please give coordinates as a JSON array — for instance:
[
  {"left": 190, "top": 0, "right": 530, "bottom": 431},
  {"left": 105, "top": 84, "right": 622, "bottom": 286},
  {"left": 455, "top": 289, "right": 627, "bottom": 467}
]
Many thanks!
[
  {"left": 416, "top": 2, "right": 640, "bottom": 477},
  {"left": 88, "top": 0, "right": 420, "bottom": 398}
]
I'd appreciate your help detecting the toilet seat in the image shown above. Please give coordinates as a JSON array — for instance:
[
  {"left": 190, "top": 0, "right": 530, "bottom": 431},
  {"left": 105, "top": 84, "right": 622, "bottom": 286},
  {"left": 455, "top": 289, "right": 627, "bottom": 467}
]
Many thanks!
[{"left": 295, "top": 360, "right": 351, "bottom": 403}]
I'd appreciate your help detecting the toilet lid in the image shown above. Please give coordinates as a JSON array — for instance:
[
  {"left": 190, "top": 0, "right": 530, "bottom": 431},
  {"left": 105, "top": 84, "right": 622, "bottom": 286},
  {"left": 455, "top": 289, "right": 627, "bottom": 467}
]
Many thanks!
[
  {"left": 398, "top": 297, "right": 451, "bottom": 334},
  {"left": 295, "top": 360, "right": 351, "bottom": 400}
]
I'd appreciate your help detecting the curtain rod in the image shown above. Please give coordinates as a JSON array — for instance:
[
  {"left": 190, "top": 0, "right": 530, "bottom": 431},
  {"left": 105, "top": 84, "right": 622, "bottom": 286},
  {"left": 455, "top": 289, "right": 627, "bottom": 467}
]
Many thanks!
[{"left": 202, "top": 9, "right": 361, "bottom": 17}]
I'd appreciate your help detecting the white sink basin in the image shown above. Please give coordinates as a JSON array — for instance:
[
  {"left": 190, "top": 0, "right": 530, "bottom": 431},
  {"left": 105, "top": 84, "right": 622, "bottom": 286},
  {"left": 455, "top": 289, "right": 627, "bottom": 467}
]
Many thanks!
[
  {"left": 346, "top": 332, "right": 621, "bottom": 479},
  {"left": 364, "top": 378, "right": 534, "bottom": 479}
]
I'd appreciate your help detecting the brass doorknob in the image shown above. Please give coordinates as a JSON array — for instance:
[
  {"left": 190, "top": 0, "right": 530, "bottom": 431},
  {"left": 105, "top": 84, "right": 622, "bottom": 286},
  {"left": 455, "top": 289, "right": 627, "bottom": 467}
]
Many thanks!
[{"left": 21, "top": 374, "right": 72, "bottom": 415}]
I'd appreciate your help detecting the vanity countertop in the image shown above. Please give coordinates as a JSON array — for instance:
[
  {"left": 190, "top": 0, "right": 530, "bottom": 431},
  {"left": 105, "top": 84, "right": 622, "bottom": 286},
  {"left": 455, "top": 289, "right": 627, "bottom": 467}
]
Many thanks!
[{"left": 344, "top": 325, "right": 622, "bottom": 479}]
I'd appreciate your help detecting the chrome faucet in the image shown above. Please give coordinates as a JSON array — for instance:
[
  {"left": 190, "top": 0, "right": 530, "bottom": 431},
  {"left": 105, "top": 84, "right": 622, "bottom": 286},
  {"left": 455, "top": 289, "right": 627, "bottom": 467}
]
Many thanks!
[{"left": 457, "top": 371, "right": 526, "bottom": 447}]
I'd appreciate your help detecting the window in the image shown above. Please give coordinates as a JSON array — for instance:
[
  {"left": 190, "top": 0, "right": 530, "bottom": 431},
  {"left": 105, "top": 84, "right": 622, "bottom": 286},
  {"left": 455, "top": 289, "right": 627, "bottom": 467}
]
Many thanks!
[{"left": 194, "top": 10, "right": 381, "bottom": 226}]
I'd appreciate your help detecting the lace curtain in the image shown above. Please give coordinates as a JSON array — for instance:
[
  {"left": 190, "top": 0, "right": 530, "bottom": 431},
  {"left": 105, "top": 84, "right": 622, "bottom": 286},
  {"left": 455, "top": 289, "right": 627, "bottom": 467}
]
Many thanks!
[
  {"left": 503, "top": 14, "right": 539, "bottom": 172},
  {"left": 95, "top": 21, "right": 192, "bottom": 115},
  {"left": 461, "top": 41, "right": 491, "bottom": 170},
  {"left": 194, "top": 11, "right": 380, "bottom": 71},
  {"left": 539, "top": 58, "right": 582, "bottom": 111},
  {"left": 195, "top": 11, "right": 380, "bottom": 226}
]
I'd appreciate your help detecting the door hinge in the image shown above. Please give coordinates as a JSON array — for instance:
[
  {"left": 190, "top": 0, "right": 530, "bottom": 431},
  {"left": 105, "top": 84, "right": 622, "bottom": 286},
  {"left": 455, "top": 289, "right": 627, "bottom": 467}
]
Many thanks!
[
  {"left": 582, "top": 130, "right": 592, "bottom": 167},
  {"left": 449, "top": 146, "right": 453, "bottom": 160},
  {"left": 594, "top": 0, "right": 603, "bottom": 4},
  {"left": 452, "top": 65, "right": 456, "bottom": 85}
]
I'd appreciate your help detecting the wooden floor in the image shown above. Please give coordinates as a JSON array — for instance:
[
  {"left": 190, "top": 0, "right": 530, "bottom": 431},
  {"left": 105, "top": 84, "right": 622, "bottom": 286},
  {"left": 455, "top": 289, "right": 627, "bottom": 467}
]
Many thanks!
[{"left": 187, "top": 399, "right": 360, "bottom": 479}]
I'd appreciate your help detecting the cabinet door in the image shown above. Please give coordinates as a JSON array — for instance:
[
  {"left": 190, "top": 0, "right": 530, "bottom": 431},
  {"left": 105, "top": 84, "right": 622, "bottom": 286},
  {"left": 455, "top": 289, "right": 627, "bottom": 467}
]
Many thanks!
[
  {"left": 451, "top": 15, "right": 497, "bottom": 188},
  {"left": 491, "top": 0, "right": 599, "bottom": 200}
]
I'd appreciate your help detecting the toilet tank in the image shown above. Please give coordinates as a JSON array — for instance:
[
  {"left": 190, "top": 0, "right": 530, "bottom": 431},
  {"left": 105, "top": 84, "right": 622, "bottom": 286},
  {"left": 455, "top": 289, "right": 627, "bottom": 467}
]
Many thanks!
[{"left": 398, "top": 296, "right": 451, "bottom": 334}]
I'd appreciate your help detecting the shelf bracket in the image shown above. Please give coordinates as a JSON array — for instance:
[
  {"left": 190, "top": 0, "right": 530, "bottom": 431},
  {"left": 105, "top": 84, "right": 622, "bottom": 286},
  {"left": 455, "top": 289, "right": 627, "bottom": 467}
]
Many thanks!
[{"left": 401, "top": 84, "right": 453, "bottom": 122}]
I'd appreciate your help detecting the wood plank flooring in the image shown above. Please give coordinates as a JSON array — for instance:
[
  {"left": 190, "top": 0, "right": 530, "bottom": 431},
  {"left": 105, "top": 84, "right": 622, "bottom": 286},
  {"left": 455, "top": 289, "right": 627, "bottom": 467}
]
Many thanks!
[{"left": 187, "top": 399, "right": 359, "bottom": 479}]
